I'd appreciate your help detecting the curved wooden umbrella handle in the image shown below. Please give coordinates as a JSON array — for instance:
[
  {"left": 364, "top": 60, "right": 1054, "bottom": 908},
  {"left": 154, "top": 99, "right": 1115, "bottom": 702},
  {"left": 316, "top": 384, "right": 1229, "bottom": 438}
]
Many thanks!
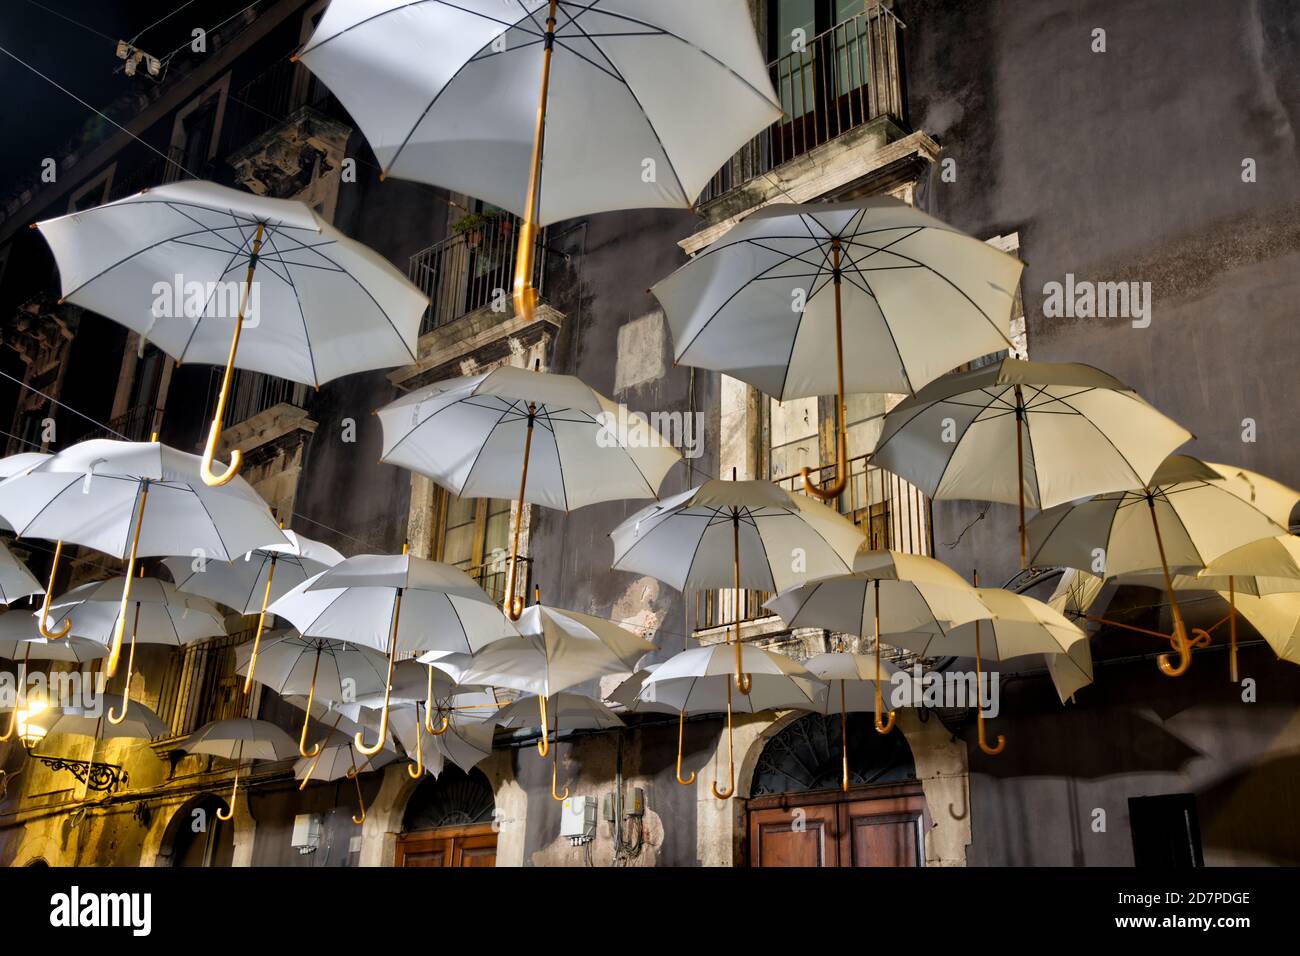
[
  {"left": 355, "top": 590, "right": 402, "bottom": 756},
  {"left": 107, "top": 600, "right": 140, "bottom": 726},
  {"left": 675, "top": 708, "right": 696, "bottom": 786},
  {"left": 510, "top": 0, "right": 557, "bottom": 326},
  {"left": 536, "top": 693, "right": 549, "bottom": 757},
  {"left": 801, "top": 237, "right": 848, "bottom": 502},
  {"left": 349, "top": 755, "right": 367, "bottom": 825},
  {"left": 216, "top": 741, "right": 243, "bottom": 822},
  {"left": 37, "top": 540, "right": 71, "bottom": 639},
  {"left": 550, "top": 743, "right": 569, "bottom": 802},
  {"left": 243, "top": 553, "right": 277, "bottom": 693},
  {"left": 106, "top": 487, "right": 150, "bottom": 679},
  {"left": 711, "top": 682, "right": 736, "bottom": 800},
  {"left": 873, "top": 582, "right": 896, "bottom": 735},
  {"left": 424, "top": 665, "right": 449, "bottom": 735},
  {"left": 298, "top": 647, "right": 323, "bottom": 758},
  {"left": 972, "top": 600, "right": 1005, "bottom": 756},
  {"left": 406, "top": 704, "right": 424, "bottom": 779}
]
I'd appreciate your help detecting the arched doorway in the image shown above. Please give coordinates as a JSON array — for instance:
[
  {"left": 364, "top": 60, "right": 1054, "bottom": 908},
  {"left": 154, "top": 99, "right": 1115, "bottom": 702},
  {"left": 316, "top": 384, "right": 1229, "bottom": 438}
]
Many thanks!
[
  {"left": 746, "top": 713, "right": 929, "bottom": 867},
  {"left": 393, "top": 766, "right": 498, "bottom": 867},
  {"left": 160, "top": 795, "right": 235, "bottom": 867}
]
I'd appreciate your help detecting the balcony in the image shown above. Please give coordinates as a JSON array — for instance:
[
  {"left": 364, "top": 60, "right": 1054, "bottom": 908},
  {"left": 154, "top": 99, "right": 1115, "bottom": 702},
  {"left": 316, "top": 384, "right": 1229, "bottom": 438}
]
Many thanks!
[
  {"left": 693, "top": 453, "right": 931, "bottom": 633},
  {"left": 81, "top": 403, "right": 163, "bottom": 443},
  {"left": 696, "top": 4, "right": 906, "bottom": 209},
  {"left": 408, "top": 213, "right": 546, "bottom": 336}
]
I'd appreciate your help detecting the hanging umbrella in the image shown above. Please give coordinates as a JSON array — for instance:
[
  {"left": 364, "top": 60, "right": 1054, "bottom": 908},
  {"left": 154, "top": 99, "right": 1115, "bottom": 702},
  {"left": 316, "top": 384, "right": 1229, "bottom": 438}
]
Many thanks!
[
  {"left": 1026, "top": 456, "right": 1299, "bottom": 677},
  {"left": 268, "top": 550, "right": 516, "bottom": 756},
  {"left": 765, "top": 549, "right": 991, "bottom": 738},
  {"left": 606, "top": 665, "right": 677, "bottom": 715},
  {"left": 494, "top": 692, "right": 624, "bottom": 801},
  {"left": 0, "top": 540, "right": 43, "bottom": 606},
  {"left": 0, "top": 617, "right": 107, "bottom": 743},
  {"left": 382, "top": 691, "right": 501, "bottom": 780},
  {"left": 639, "top": 644, "right": 820, "bottom": 799},
  {"left": 295, "top": 0, "right": 781, "bottom": 322},
  {"left": 165, "top": 529, "right": 345, "bottom": 691},
  {"left": 1225, "top": 591, "right": 1300, "bottom": 665},
  {"left": 0, "top": 437, "right": 286, "bottom": 676},
  {"left": 294, "top": 729, "right": 396, "bottom": 826},
  {"left": 426, "top": 595, "right": 652, "bottom": 756},
  {"left": 34, "top": 180, "right": 427, "bottom": 486},
  {"left": 885, "top": 584, "right": 1087, "bottom": 755},
  {"left": 182, "top": 717, "right": 297, "bottom": 820},
  {"left": 235, "top": 632, "right": 404, "bottom": 758},
  {"left": 36, "top": 694, "right": 168, "bottom": 742},
  {"left": 801, "top": 651, "right": 914, "bottom": 792},
  {"left": 611, "top": 475, "right": 862, "bottom": 693},
  {"left": 654, "top": 198, "right": 1024, "bottom": 499},
  {"left": 377, "top": 364, "right": 681, "bottom": 618},
  {"left": 0, "top": 452, "right": 51, "bottom": 481},
  {"left": 45, "top": 573, "right": 226, "bottom": 724},
  {"left": 871, "top": 358, "right": 1191, "bottom": 565}
]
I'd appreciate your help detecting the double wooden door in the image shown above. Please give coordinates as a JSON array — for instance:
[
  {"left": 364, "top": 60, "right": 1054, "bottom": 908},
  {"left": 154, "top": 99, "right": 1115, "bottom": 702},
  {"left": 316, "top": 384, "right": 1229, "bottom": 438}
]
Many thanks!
[
  {"left": 394, "top": 823, "right": 498, "bottom": 867},
  {"left": 748, "top": 782, "right": 927, "bottom": 867}
]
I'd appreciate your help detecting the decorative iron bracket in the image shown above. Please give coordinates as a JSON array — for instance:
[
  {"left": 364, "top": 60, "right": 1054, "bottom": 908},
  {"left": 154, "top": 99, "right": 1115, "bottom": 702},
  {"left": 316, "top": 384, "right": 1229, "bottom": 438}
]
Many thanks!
[{"left": 30, "top": 754, "right": 128, "bottom": 792}]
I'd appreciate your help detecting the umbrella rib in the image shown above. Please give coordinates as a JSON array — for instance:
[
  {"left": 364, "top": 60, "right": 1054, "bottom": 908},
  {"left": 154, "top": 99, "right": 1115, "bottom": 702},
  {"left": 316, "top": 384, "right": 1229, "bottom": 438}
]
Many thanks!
[
  {"left": 456, "top": 397, "right": 529, "bottom": 499},
  {"left": 299, "top": 0, "right": 536, "bottom": 59},
  {"left": 262, "top": 229, "right": 321, "bottom": 386},
  {"left": 176, "top": 210, "right": 259, "bottom": 365}
]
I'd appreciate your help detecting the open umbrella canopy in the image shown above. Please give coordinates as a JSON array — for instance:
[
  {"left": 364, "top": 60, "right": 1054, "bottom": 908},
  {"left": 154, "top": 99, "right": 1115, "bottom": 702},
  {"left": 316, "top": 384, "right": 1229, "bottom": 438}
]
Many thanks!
[
  {"left": 34, "top": 694, "right": 169, "bottom": 741},
  {"left": 0, "top": 629, "right": 107, "bottom": 664},
  {"left": 235, "top": 632, "right": 392, "bottom": 701},
  {"left": 0, "top": 541, "right": 42, "bottom": 606},
  {"left": 1026, "top": 456, "right": 1300, "bottom": 578},
  {"left": 0, "top": 452, "right": 51, "bottom": 481},
  {"left": 295, "top": 0, "right": 780, "bottom": 226},
  {"left": 764, "top": 549, "right": 990, "bottom": 637},
  {"left": 494, "top": 691, "right": 625, "bottom": 735},
  {"left": 654, "top": 198, "right": 1023, "bottom": 399},
  {"left": 33, "top": 180, "right": 425, "bottom": 386},
  {"left": 802, "top": 652, "right": 913, "bottom": 715},
  {"left": 1225, "top": 591, "right": 1300, "bottom": 664},
  {"left": 294, "top": 732, "right": 395, "bottom": 783},
  {"left": 164, "top": 530, "right": 345, "bottom": 615},
  {"left": 271, "top": 555, "right": 516, "bottom": 657},
  {"left": 182, "top": 718, "right": 297, "bottom": 762},
  {"left": 637, "top": 644, "right": 820, "bottom": 714},
  {"left": 606, "top": 665, "right": 676, "bottom": 715},
  {"left": 610, "top": 478, "right": 863, "bottom": 592},
  {"left": 430, "top": 603, "right": 653, "bottom": 696},
  {"left": 871, "top": 359, "right": 1191, "bottom": 512},
  {"left": 386, "top": 693, "right": 500, "bottom": 776},
  {"left": 886, "top": 588, "right": 1086, "bottom": 661},
  {"left": 377, "top": 365, "right": 681, "bottom": 512},
  {"left": 0, "top": 438, "right": 287, "bottom": 562},
  {"left": 1199, "top": 535, "right": 1300, "bottom": 590},
  {"left": 46, "top": 576, "right": 226, "bottom": 648}
]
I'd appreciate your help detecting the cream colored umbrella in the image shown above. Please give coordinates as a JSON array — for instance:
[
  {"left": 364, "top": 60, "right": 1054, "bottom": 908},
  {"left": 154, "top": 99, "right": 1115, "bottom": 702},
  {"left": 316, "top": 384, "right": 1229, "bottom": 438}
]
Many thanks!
[
  {"left": 887, "top": 585, "right": 1087, "bottom": 755},
  {"left": 1224, "top": 591, "right": 1300, "bottom": 665},
  {"left": 377, "top": 364, "right": 681, "bottom": 619},
  {"left": 296, "top": 0, "right": 781, "bottom": 323},
  {"left": 637, "top": 644, "right": 820, "bottom": 799},
  {"left": 871, "top": 358, "right": 1191, "bottom": 565},
  {"left": 765, "top": 549, "right": 991, "bottom": 737},
  {"left": 653, "top": 198, "right": 1024, "bottom": 500},
  {"left": 1026, "top": 456, "right": 1300, "bottom": 677},
  {"left": 611, "top": 474, "right": 863, "bottom": 694}
]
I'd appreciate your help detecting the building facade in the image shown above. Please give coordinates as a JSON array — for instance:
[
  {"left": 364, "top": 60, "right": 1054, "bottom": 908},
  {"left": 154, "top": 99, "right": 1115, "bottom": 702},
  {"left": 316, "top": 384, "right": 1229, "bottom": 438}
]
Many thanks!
[{"left": 2, "top": 0, "right": 1300, "bottom": 867}]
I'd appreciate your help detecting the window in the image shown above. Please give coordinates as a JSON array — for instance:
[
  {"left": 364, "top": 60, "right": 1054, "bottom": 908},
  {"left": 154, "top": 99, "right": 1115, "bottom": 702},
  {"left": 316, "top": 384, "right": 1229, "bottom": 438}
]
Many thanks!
[
  {"left": 68, "top": 165, "right": 115, "bottom": 212},
  {"left": 433, "top": 490, "right": 513, "bottom": 603},
  {"left": 1129, "top": 794, "right": 1204, "bottom": 867}
]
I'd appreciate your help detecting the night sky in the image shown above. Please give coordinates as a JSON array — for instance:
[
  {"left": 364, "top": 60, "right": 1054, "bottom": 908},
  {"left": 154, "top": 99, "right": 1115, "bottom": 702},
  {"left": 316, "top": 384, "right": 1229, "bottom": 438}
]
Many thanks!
[{"left": 0, "top": 1, "right": 266, "bottom": 188}]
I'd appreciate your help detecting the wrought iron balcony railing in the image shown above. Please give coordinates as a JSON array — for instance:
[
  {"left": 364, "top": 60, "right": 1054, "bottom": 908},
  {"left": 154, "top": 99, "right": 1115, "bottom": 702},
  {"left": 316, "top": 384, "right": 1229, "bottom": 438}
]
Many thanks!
[
  {"left": 408, "top": 214, "right": 546, "bottom": 335},
  {"left": 697, "top": 3, "right": 906, "bottom": 207}
]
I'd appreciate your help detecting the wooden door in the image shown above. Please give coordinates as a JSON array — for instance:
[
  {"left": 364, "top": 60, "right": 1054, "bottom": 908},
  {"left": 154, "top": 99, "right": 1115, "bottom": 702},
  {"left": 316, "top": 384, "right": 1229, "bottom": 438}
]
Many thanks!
[
  {"left": 394, "top": 823, "right": 498, "bottom": 868},
  {"left": 748, "top": 782, "right": 926, "bottom": 867}
]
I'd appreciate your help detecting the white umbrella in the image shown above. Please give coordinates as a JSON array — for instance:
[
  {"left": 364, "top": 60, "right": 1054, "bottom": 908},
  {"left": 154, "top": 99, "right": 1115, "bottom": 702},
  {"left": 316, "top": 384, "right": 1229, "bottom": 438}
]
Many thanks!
[
  {"left": 235, "top": 632, "right": 404, "bottom": 759},
  {"left": 182, "top": 717, "right": 297, "bottom": 820},
  {"left": 427, "top": 599, "right": 652, "bottom": 756},
  {"left": 0, "top": 437, "right": 285, "bottom": 675},
  {"left": 765, "top": 549, "right": 991, "bottom": 736},
  {"left": 0, "top": 452, "right": 50, "bottom": 480},
  {"left": 494, "top": 691, "right": 624, "bottom": 801},
  {"left": 611, "top": 476, "right": 862, "bottom": 691},
  {"left": 1027, "top": 456, "right": 1300, "bottom": 676},
  {"left": 34, "top": 180, "right": 427, "bottom": 485},
  {"left": 296, "top": 0, "right": 781, "bottom": 321},
  {"left": 639, "top": 643, "right": 820, "bottom": 798},
  {"left": 294, "top": 729, "right": 396, "bottom": 826},
  {"left": 653, "top": 197, "right": 1024, "bottom": 499},
  {"left": 378, "top": 364, "right": 681, "bottom": 618},
  {"left": 384, "top": 692, "right": 500, "bottom": 780},
  {"left": 870, "top": 358, "right": 1191, "bottom": 564},
  {"left": 165, "top": 529, "right": 345, "bottom": 691},
  {"left": 0, "top": 540, "right": 43, "bottom": 605},
  {"left": 0, "top": 618, "right": 107, "bottom": 743},
  {"left": 1225, "top": 591, "right": 1300, "bottom": 666},
  {"left": 45, "top": 574, "right": 225, "bottom": 725},
  {"left": 36, "top": 694, "right": 168, "bottom": 742},
  {"left": 268, "top": 551, "right": 515, "bottom": 756}
]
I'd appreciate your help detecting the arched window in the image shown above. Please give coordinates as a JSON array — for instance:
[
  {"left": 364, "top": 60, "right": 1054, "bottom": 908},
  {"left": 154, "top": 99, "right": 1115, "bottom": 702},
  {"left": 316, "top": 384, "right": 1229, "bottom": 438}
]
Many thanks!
[
  {"left": 402, "top": 766, "right": 495, "bottom": 831},
  {"left": 752, "top": 712, "right": 916, "bottom": 796}
]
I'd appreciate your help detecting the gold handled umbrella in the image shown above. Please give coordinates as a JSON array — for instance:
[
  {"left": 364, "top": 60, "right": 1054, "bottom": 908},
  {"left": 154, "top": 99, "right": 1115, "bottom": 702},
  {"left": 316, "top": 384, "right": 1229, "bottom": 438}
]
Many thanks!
[
  {"left": 165, "top": 529, "right": 344, "bottom": 692},
  {"left": 1027, "top": 456, "right": 1300, "bottom": 677},
  {"left": 295, "top": 0, "right": 781, "bottom": 324},
  {"left": 181, "top": 717, "right": 298, "bottom": 821},
  {"left": 652, "top": 198, "right": 1025, "bottom": 499},
  {"left": 637, "top": 644, "right": 820, "bottom": 800},
  {"left": 494, "top": 692, "right": 624, "bottom": 802},
  {"left": 267, "top": 550, "right": 516, "bottom": 757},
  {"left": 377, "top": 363, "right": 680, "bottom": 620},
  {"left": 612, "top": 474, "right": 863, "bottom": 693},
  {"left": 0, "top": 436, "right": 286, "bottom": 679},
  {"left": 33, "top": 180, "right": 427, "bottom": 486},
  {"left": 871, "top": 358, "right": 1192, "bottom": 566}
]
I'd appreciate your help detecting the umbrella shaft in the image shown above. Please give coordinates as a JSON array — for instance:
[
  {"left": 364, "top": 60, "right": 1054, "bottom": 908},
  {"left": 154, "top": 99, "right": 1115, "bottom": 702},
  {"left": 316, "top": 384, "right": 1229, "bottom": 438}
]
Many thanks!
[{"left": 512, "top": 0, "right": 559, "bottom": 324}]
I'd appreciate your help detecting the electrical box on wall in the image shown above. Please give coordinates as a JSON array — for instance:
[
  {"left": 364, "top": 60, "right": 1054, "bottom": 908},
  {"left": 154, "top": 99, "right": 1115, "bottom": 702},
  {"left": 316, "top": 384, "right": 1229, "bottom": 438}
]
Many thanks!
[
  {"left": 291, "top": 813, "right": 322, "bottom": 854},
  {"left": 561, "top": 795, "right": 596, "bottom": 843}
]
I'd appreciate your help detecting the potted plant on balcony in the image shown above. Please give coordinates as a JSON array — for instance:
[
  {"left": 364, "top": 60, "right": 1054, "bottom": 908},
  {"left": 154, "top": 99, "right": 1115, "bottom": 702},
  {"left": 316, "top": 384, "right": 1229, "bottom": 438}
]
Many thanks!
[{"left": 452, "top": 211, "right": 497, "bottom": 249}]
